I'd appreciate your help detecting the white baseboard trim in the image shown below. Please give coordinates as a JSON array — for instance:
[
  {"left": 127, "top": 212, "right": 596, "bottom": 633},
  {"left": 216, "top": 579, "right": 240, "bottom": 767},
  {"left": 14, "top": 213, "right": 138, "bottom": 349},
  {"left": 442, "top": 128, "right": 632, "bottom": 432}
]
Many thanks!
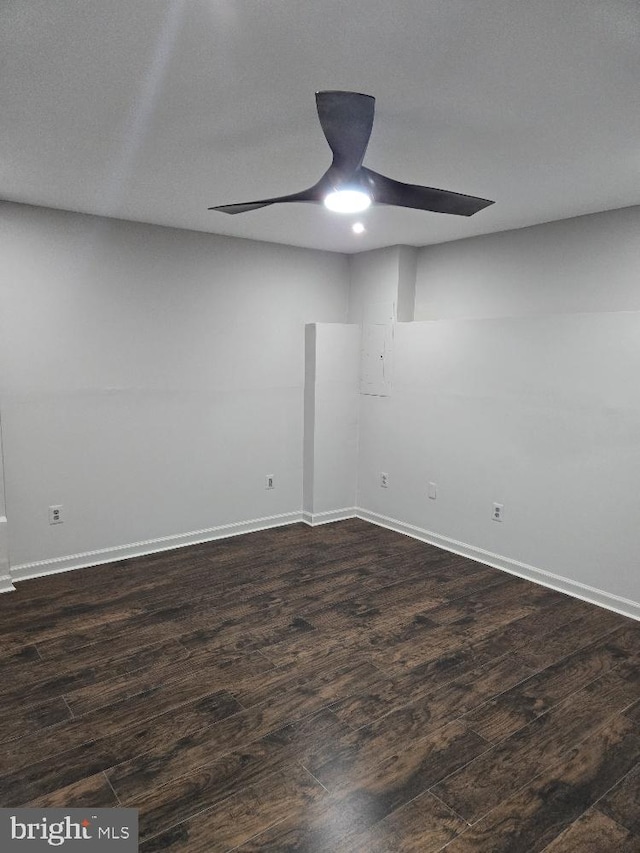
[
  {"left": 302, "top": 508, "right": 357, "bottom": 526},
  {"left": 356, "top": 507, "right": 640, "bottom": 623},
  {"left": 0, "top": 517, "right": 12, "bottom": 592},
  {"left": 0, "top": 575, "right": 15, "bottom": 594},
  {"left": 10, "top": 511, "right": 303, "bottom": 584},
  {"left": 9, "top": 505, "right": 640, "bottom": 622}
]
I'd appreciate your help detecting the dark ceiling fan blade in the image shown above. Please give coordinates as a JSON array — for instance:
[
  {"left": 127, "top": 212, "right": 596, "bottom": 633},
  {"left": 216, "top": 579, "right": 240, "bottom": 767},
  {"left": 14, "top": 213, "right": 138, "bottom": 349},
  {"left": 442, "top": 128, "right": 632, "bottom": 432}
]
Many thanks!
[
  {"left": 315, "top": 91, "right": 375, "bottom": 178},
  {"left": 210, "top": 201, "right": 275, "bottom": 215},
  {"left": 209, "top": 182, "right": 327, "bottom": 214},
  {"left": 362, "top": 167, "right": 494, "bottom": 216}
]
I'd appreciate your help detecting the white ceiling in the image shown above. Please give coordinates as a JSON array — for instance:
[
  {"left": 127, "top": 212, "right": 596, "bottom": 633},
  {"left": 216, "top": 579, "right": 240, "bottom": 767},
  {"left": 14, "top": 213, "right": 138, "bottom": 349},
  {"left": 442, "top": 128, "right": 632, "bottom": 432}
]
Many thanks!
[{"left": 1, "top": 0, "right": 639, "bottom": 253}]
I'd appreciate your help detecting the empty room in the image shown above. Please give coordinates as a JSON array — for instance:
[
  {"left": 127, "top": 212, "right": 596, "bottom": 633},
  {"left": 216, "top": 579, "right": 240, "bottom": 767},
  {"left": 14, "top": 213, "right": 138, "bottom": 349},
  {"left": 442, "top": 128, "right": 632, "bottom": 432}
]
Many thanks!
[{"left": 1, "top": 1, "right": 640, "bottom": 851}]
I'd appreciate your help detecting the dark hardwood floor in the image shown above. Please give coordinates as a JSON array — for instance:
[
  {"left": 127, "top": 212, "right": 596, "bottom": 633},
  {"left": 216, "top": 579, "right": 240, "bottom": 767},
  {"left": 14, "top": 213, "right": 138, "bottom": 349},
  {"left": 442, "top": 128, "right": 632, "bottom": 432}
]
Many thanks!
[{"left": 1, "top": 518, "right": 639, "bottom": 851}]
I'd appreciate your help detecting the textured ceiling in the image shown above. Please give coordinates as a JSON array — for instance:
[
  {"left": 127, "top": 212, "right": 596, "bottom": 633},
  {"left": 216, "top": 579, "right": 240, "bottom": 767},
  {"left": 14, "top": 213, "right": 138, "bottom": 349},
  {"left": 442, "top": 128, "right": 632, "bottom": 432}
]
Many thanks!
[{"left": 1, "top": 0, "right": 639, "bottom": 253}]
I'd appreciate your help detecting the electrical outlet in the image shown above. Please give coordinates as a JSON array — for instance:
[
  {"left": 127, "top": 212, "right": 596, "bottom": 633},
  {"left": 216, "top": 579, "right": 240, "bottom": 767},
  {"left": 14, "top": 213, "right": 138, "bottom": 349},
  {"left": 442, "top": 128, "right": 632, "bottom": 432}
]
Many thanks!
[
  {"left": 492, "top": 502, "right": 504, "bottom": 522},
  {"left": 265, "top": 475, "right": 275, "bottom": 490},
  {"left": 380, "top": 472, "right": 389, "bottom": 488},
  {"left": 49, "top": 505, "right": 64, "bottom": 525},
  {"left": 428, "top": 481, "right": 437, "bottom": 500}
]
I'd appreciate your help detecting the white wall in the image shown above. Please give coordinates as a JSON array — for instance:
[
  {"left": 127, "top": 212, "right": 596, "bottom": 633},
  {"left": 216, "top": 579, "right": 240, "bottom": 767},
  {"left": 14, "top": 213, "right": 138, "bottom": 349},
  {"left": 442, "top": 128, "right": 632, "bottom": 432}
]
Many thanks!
[
  {"left": 415, "top": 206, "right": 640, "bottom": 320},
  {"left": 348, "top": 246, "right": 400, "bottom": 324},
  {"left": 0, "top": 203, "right": 349, "bottom": 575},
  {"left": 396, "top": 245, "right": 417, "bottom": 322},
  {"left": 356, "top": 205, "right": 640, "bottom": 617},
  {"left": 303, "top": 324, "right": 360, "bottom": 522}
]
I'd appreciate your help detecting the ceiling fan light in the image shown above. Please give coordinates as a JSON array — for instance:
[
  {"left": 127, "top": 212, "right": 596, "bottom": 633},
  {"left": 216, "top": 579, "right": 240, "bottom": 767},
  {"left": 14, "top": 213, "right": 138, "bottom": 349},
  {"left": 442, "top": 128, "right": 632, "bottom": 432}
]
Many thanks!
[{"left": 324, "top": 189, "right": 371, "bottom": 213}]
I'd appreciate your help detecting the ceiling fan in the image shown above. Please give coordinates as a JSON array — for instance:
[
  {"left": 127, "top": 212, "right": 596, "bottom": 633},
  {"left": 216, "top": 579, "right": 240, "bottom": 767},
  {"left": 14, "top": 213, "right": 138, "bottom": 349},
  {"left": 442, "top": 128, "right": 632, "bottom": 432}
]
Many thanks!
[{"left": 209, "top": 90, "right": 494, "bottom": 217}]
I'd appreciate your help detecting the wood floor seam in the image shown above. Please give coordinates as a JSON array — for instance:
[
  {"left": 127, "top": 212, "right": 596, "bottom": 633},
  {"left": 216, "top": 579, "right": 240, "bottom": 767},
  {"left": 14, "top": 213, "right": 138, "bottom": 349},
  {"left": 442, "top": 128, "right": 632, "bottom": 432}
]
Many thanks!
[
  {"left": 102, "top": 770, "right": 122, "bottom": 806},
  {"left": 62, "top": 694, "right": 75, "bottom": 719},
  {"left": 297, "top": 761, "right": 330, "bottom": 793},
  {"left": 427, "top": 788, "right": 474, "bottom": 828}
]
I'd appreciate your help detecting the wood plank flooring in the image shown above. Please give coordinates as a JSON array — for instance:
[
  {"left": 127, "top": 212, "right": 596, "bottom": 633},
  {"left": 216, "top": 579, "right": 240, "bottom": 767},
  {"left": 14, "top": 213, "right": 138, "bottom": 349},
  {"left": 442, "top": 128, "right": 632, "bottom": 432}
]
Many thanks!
[{"left": 1, "top": 518, "right": 639, "bottom": 851}]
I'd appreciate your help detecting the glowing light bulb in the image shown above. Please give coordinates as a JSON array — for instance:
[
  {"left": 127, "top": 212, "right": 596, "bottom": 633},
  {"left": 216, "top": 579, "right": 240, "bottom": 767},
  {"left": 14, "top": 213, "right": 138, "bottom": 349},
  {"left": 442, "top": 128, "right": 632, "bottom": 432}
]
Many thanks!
[
  {"left": 324, "top": 189, "right": 371, "bottom": 214},
  {"left": 352, "top": 222, "right": 365, "bottom": 234}
]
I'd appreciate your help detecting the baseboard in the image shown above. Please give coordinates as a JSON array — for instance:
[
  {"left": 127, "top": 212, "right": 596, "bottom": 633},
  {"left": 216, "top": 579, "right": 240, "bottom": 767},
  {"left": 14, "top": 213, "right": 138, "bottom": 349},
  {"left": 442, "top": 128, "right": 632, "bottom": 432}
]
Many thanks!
[
  {"left": 9, "top": 506, "right": 640, "bottom": 622},
  {"left": 356, "top": 507, "right": 640, "bottom": 623},
  {"left": 10, "top": 511, "right": 303, "bottom": 583},
  {"left": 0, "top": 517, "right": 13, "bottom": 593},
  {"left": 302, "top": 508, "right": 357, "bottom": 526},
  {"left": 0, "top": 575, "right": 15, "bottom": 593}
]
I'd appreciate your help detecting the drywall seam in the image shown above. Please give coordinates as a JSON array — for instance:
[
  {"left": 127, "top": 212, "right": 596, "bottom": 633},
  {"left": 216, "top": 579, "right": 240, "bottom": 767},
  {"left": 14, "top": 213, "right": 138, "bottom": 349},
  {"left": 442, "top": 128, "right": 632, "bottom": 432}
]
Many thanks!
[
  {"left": 9, "top": 511, "right": 302, "bottom": 583},
  {"left": 356, "top": 508, "right": 640, "bottom": 622}
]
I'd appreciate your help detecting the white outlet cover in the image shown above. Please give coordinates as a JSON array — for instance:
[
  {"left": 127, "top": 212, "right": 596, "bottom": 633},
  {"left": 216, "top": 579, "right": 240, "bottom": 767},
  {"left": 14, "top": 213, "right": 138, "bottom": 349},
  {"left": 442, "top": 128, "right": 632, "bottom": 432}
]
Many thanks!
[
  {"left": 48, "top": 504, "right": 63, "bottom": 524},
  {"left": 428, "top": 482, "right": 437, "bottom": 500}
]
